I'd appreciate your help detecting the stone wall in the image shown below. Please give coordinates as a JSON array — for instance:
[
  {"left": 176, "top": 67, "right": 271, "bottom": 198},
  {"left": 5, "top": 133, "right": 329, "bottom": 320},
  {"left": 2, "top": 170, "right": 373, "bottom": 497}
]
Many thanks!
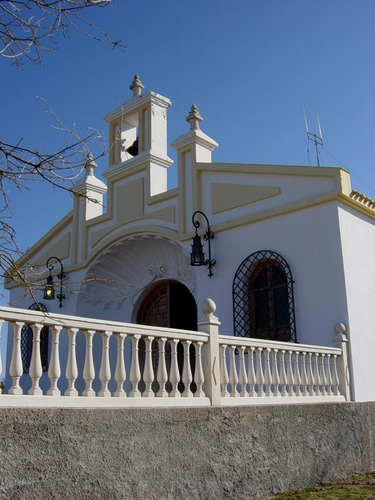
[{"left": 0, "top": 402, "right": 374, "bottom": 499}]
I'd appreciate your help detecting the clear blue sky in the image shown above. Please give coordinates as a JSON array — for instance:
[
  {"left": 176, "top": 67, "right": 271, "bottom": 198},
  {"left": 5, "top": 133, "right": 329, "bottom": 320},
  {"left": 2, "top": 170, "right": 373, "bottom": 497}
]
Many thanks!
[
  {"left": 2, "top": 0, "right": 375, "bottom": 288},
  {"left": 1, "top": 0, "right": 374, "bottom": 377}
]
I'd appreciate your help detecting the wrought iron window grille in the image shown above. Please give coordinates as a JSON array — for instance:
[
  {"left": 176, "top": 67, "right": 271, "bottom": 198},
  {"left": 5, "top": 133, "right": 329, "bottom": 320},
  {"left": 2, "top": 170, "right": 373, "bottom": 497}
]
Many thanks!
[{"left": 232, "top": 250, "right": 297, "bottom": 342}]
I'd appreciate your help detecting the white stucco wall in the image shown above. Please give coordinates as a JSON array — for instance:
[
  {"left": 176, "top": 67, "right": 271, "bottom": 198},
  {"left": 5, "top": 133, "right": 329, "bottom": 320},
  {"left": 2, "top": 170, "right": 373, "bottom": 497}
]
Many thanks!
[
  {"left": 338, "top": 204, "right": 375, "bottom": 402},
  {"left": 192, "top": 202, "right": 348, "bottom": 346}
]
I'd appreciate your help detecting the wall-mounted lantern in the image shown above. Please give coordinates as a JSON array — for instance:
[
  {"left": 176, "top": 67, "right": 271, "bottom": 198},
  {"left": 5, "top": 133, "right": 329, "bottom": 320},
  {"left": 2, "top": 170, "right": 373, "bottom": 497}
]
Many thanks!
[
  {"left": 44, "top": 257, "right": 65, "bottom": 308},
  {"left": 190, "top": 211, "right": 216, "bottom": 278}
]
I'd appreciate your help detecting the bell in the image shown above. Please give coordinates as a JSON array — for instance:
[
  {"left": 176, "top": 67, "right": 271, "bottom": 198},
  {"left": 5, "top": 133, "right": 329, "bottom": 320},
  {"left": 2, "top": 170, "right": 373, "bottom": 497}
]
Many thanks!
[{"left": 126, "top": 137, "right": 139, "bottom": 157}]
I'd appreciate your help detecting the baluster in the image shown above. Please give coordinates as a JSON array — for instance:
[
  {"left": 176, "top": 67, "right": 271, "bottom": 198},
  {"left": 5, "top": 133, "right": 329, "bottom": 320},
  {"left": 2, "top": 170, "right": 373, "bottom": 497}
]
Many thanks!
[
  {"left": 98, "top": 331, "right": 112, "bottom": 397},
  {"left": 264, "top": 348, "right": 272, "bottom": 397},
  {"left": 313, "top": 353, "right": 321, "bottom": 396},
  {"left": 286, "top": 351, "right": 295, "bottom": 397},
  {"left": 294, "top": 351, "right": 301, "bottom": 396},
  {"left": 325, "top": 354, "right": 333, "bottom": 396},
  {"left": 156, "top": 337, "right": 168, "bottom": 398},
  {"left": 129, "top": 335, "right": 141, "bottom": 397},
  {"left": 47, "top": 325, "right": 62, "bottom": 396},
  {"left": 238, "top": 346, "right": 248, "bottom": 397},
  {"left": 300, "top": 352, "right": 308, "bottom": 396},
  {"left": 9, "top": 321, "right": 24, "bottom": 395},
  {"left": 307, "top": 352, "right": 314, "bottom": 396},
  {"left": 320, "top": 354, "right": 327, "bottom": 396},
  {"left": 143, "top": 336, "right": 154, "bottom": 397},
  {"left": 332, "top": 354, "right": 340, "bottom": 396},
  {"left": 169, "top": 339, "right": 180, "bottom": 397},
  {"left": 0, "top": 320, "right": 3, "bottom": 392},
  {"left": 220, "top": 344, "right": 229, "bottom": 397},
  {"left": 82, "top": 329, "right": 96, "bottom": 397},
  {"left": 182, "top": 340, "right": 193, "bottom": 397},
  {"left": 247, "top": 347, "right": 256, "bottom": 397},
  {"left": 29, "top": 323, "right": 44, "bottom": 396},
  {"left": 271, "top": 349, "right": 280, "bottom": 397},
  {"left": 279, "top": 350, "right": 287, "bottom": 396},
  {"left": 228, "top": 346, "right": 239, "bottom": 397},
  {"left": 114, "top": 333, "right": 127, "bottom": 397},
  {"left": 194, "top": 342, "right": 205, "bottom": 398},
  {"left": 65, "top": 327, "right": 79, "bottom": 396},
  {"left": 256, "top": 348, "right": 265, "bottom": 397}
]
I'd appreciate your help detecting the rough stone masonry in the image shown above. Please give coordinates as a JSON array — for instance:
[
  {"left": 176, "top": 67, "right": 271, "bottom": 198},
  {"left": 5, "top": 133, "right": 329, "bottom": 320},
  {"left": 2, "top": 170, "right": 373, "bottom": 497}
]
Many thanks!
[{"left": 0, "top": 402, "right": 374, "bottom": 499}]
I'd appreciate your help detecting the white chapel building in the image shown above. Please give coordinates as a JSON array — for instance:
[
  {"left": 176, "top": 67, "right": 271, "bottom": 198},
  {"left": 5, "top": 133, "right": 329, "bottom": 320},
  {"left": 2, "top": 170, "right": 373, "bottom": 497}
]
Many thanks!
[{"left": 5, "top": 75, "right": 375, "bottom": 402}]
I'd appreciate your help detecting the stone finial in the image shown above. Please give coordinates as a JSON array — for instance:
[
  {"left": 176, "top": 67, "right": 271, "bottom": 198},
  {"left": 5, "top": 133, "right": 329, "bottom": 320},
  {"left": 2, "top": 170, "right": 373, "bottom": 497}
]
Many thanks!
[
  {"left": 186, "top": 104, "right": 203, "bottom": 130},
  {"left": 201, "top": 298, "right": 216, "bottom": 316},
  {"left": 84, "top": 152, "right": 97, "bottom": 177},
  {"left": 334, "top": 323, "right": 346, "bottom": 335},
  {"left": 129, "top": 74, "right": 144, "bottom": 97}
]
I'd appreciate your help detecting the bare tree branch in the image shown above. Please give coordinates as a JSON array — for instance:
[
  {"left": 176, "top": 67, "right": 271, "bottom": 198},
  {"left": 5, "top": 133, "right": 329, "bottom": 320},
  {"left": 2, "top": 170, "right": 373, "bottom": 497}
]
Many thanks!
[
  {"left": 0, "top": 0, "right": 124, "bottom": 67},
  {"left": 0, "top": 1, "right": 122, "bottom": 299}
]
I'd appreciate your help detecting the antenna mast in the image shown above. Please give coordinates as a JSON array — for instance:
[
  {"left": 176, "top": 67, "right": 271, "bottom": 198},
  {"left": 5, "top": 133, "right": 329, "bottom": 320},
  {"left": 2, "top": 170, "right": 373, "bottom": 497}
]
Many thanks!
[{"left": 304, "top": 109, "right": 324, "bottom": 167}]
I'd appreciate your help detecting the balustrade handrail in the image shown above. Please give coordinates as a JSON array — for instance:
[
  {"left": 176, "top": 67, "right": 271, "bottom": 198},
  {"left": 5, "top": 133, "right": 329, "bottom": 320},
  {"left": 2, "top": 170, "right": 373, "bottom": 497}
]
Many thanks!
[
  {"left": 218, "top": 334, "right": 342, "bottom": 356},
  {"left": 0, "top": 306, "right": 209, "bottom": 342}
]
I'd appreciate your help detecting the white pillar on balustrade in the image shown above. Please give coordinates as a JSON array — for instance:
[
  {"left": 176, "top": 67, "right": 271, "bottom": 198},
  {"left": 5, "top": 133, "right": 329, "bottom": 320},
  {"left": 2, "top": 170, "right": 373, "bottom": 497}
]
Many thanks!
[
  {"left": 0, "top": 320, "right": 3, "bottom": 392},
  {"left": 114, "top": 333, "right": 127, "bottom": 397},
  {"left": 9, "top": 321, "right": 24, "bottom": 395},
  {"left": 129, "top": 335, "right": 141, "bottom": 397},
  {"left": 98, "top": 330, "right": 111, "bottom": 397},
  {"left": 47, "top": 325, "right": 62, "bottom": 396},
  {"left": 28, "top": 323, "right": 44, "bottom": 396},
  {"left": 194, "top": 341, "right": 205, "bottom": 397},
  {"left": 334, "top": 322, "right": 351, "bottom": 401},
  {"left": 198, "top": 298, "right": 221, "bottom": 406},
  {"left": 65, "top": 327, "right": 79, "bottom": 396},
  {"left": 156, "top": 337, "right": 168, "bottom": 398},
  {"left": 169, "top": 338, "right": 180, "bottom": 398},
  {"left": 82, "top": 330, "right": 96, "bottom": 397}
]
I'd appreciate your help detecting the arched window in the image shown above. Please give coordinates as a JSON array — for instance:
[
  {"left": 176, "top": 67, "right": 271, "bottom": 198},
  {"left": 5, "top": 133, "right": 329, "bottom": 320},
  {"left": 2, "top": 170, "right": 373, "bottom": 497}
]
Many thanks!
[
  {"left": 21, "top": 303, "right": 49, "bottom": 373},
  {"left": 233, "top": 250, "right": 297, "bottom": 342}
]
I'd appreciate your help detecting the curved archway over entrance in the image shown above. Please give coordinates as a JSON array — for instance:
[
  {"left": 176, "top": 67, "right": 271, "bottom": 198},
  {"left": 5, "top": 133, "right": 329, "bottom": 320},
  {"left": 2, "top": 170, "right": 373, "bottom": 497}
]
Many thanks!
[{"left": 137, "top": 281, "right": 197, "bottom": 331}]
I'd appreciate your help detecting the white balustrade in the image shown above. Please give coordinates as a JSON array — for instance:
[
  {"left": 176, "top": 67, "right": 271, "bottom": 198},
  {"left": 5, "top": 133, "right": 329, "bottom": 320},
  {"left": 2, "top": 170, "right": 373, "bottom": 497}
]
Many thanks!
[
  {"left": 217, "top": 336, "right": 348, "bottom": 405},
  {"left": 0, "top": 303, "right": 349, "bottom": 407}
]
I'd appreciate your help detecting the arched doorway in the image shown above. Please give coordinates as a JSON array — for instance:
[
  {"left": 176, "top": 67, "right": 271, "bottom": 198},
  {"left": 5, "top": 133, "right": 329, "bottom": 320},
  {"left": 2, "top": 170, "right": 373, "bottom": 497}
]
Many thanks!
[
  {"left": 137, "top": 281, "right": 197, "bottom": 331},
  {"left": 136, "top": 281, "right": 197, "bottom": 394}
]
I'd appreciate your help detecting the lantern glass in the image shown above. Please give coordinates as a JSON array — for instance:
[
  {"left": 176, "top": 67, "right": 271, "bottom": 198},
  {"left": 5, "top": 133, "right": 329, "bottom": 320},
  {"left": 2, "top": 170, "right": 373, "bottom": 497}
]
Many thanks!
[
  {"left": 190, "top": 233, "right": 205, "bottom": 266},
  {"left": 44, "top": 274, "right": 55, "bottom": 300}
]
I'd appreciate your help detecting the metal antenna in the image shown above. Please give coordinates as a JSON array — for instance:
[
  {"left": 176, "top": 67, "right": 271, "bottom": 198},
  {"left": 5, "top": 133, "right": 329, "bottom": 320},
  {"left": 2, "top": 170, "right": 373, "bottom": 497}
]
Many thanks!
[{"left": 303, "top": 107, "right": 324, "bottom": 167}]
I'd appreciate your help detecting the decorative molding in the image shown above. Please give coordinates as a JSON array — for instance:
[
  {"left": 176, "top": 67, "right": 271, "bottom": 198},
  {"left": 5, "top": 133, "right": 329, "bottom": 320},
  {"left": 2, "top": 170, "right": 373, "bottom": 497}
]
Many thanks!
[{"left": 80, "top": 235, "right": 195, "bottom": 310}]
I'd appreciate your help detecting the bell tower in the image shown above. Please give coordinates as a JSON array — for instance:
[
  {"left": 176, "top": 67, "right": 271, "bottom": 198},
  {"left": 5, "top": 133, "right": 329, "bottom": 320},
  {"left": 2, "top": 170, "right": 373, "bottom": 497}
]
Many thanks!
[{"left": 103, "top": 75, "right": 173, "bottom": 196}]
